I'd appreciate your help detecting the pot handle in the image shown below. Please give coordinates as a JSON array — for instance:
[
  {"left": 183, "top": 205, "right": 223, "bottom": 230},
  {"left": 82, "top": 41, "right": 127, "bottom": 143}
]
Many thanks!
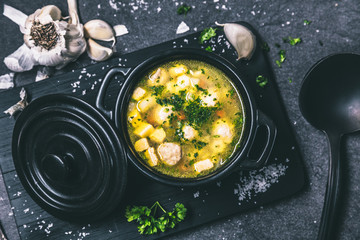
[
  {"left": 96, "top": 67, "right": 132, "bottom": 119},
  {"left": 239, "top": 110, "right": 277, "bottom": 169}
]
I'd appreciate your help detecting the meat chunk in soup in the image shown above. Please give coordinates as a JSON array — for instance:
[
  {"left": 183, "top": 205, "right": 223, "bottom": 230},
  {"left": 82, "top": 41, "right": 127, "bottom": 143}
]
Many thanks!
[{"left": 157, "top": 142, "right": 182, "bottom": 166}]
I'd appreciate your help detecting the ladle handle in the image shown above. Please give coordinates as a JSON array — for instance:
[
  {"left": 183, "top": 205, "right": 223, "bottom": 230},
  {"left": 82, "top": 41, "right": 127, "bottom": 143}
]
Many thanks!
[
  {"left": 318, "top": 133, "right": 342, "bottom": 240},
  {"left": 96, "top": 67, "right": 132, "bottom": 119}
]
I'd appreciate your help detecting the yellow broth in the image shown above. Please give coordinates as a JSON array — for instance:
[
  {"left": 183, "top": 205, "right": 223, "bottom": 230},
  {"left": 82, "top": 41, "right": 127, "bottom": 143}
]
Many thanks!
[{"left": 127, "top": 60, "right": 245, "bottom": 178}]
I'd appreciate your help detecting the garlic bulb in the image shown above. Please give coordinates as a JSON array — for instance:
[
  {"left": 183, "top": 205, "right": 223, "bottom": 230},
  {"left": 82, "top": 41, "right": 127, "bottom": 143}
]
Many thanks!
[
  {"left": 3, "top": 0, "right": 86, "bottom": 72},
  {"left": 215, "top": 22, "right": 256, "bottom": 60}
]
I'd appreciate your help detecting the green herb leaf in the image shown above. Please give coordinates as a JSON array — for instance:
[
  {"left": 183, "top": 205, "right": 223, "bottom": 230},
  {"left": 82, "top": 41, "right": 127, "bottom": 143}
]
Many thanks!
[
  {"left": 276, "top": 50, "right": 286, "bottom": 67},
  {"left": 256, "top": 75, "right": 268, "bottom": 88},
  {"left": 199, "top": 27, "right": 217, "bottom": 44},
  {"left": 261, "top": 42, "right": 270, "bottom": 52},
  {"left": 303, "top": 19, "right": 312, "bottom": 25},
  {"left": 205, "top": 46, "right": 213, "bottom": 52},
  {"left": 150, "top": 85, "right": 165, "bottom": 96},
  {"left": 125, "top": 201, "right": 187, "bottom": 235},
  {"left": 177, "top": 4, "right": 192, "bottom": 15},
  {"left": 184, "top": 98, "right": 216, "bottom": 128},
  {"left": 284, "top": 36, "right": 302, "bottom": 46}
]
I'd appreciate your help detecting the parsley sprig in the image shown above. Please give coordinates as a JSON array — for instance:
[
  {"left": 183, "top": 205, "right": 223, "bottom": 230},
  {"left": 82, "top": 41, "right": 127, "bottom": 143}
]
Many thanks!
[
  {"left": 177, "top": 4, "right": 192, "bottom": 15},
  {"left": 199, "top": 27, "right": 217, "bottom": 44},
  {"left": 125, "top": 201, "right": 187, "bottom": 235}
]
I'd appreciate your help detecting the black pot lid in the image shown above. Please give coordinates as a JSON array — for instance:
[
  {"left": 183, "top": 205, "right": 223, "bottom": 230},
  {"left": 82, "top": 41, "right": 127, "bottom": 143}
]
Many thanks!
[{"left": 12, "top": 94, "right": 127, "bottom": 221}]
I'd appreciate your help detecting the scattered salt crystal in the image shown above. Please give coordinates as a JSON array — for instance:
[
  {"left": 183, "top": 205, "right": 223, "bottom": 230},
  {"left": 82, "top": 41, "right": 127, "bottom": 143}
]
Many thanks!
[
  {"left": 114, "top": 25, "right": 129, "bottom": 36},
  {"left": 109, "top": 230, "right": 113, "bottom": 233},
  {"left": 193, "top": 191, "right": 200, "bottom": 198},
  {"left": 97, "top": 4, "right": 101, "bottom": 9},
  {"left": 234, "top": 164, "right": 288, "bottom": 203},
  {"left": 251, "top": 11, "right": 255, "bottom": 16},
  {"left": 23, "top": 208, "right": 30, "bottom": 213},
  {"left": 109, "top": 0, "right": 120, "bottom": 11},
  {"left": 82, "top": 90, "right": 86, "bottom": 96},
  {"left": 286, "top": 21, "right": 290, "bottom": 25},
  {"left": 214, "top": 0, "right": 219, "bottom": 2},
  {"left": 157, "top": 7, "right": 161, "bottom": 13},
  {"left": 176, "top": 21, "right": 190, "bottom": 34},
  {"left": 216, "top": 181, "right": 222, "bottom": 187}
]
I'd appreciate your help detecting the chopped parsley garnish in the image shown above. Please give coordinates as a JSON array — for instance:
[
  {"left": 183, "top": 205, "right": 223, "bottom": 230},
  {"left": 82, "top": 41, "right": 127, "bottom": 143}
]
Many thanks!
[
  {"left": 184, "top": 98, "right": 217, "bottom": 128},
  {"left": 156, "top": 91, "right": 186, "bottom": 111},
  {"left": 199, "top": 27, "right": 217, "bottom": 44},
  {"left": 256, "top": 75, "right": 268, "bottom": 88},
  {"left": 205, "top": 46, "right": 213, "bottom": 52},
  {"left": 276, "top": 50, "right": 286, "bottom": 67},
  {"left": 233, "top": 112, "right": 244, "bottom": 129},
  {"left": 125, "top": 201, "right": 187, "bottom": 235},
  {"left": 201, "top": 68, "right": 205, "bottom": 74},
  {"left": 284, "top": 36, "right": 302, "bottom": 46},
  {"left": 194, "top": 152, "right": 199, "bottom": 158},
  {"left": 289, "top": 78, "right": 293, "bottom": 83},
  {"left": 261, "top": 42, "right": 270, "bottom": 52},
  {"left": 303, "top": 19, "right": 312, "bottom": 25},
  {"left": 150, "top": 85, "right": 165, "bottom": 96},
  {"left": 191, "top": 139, "right": 208, "bottom": 150},
  {"left": 177, "top": 4, "right": 192, "bottom": 15},
  {"left": 195, "top": 84, "right": 208, "bottom": 94}
]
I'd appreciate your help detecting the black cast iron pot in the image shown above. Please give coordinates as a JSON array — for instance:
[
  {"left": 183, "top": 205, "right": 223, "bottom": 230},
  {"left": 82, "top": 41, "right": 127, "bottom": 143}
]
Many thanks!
[{"left": 96, "top": 48, "right": 277, "bottom": 187}]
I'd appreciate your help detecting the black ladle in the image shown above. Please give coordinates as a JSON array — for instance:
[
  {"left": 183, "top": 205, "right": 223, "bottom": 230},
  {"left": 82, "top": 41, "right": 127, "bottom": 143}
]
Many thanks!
[{"left": 299, "top": 53, "right": 360, "bottom": 240}]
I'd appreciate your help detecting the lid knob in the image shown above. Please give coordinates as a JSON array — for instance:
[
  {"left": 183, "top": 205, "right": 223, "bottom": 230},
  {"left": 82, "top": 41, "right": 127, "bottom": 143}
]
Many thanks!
[{"left": 41, "top": 153, "right": 73, "bottom": 183}]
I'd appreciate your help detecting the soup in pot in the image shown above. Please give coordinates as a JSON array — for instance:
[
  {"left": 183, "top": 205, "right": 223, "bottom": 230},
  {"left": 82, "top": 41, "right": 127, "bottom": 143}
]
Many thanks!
[{"left": 127, "top": 60, "right": 245, "bottom": 178}]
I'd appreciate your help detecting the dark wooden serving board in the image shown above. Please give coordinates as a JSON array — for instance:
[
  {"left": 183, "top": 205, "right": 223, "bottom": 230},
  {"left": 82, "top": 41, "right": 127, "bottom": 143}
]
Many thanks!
[{"left": 0, "top": 22, "right": 306, "bottom": 239}]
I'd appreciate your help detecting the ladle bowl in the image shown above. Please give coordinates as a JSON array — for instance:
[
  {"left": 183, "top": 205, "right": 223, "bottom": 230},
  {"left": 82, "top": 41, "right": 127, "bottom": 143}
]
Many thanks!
[{"left": 299, "top": 53, "right": 360, "bottom": 240}]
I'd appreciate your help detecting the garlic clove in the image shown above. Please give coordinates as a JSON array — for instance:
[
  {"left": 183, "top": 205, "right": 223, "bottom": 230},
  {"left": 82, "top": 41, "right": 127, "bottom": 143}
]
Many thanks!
[
  {"left": 38, "top": 5, "right": 62, "bottom": 24},
  {"left": 4, "top": 44, "right": 37, "bottom": 72},
  {"left": 215, "top": 22, "right": 256, "bottom": 60},
  {"left": 87, "top": 38, "right": 113, "bottom": 61},
  {"left": 84, "top": 20, "right": 116, "bottom": 42},
  {"left": 3, "top": 4, "right": 28, "bottom": 29}
]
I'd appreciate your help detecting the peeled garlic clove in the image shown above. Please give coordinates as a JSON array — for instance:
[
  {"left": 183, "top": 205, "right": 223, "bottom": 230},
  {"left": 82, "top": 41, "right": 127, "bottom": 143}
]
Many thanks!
[
  {"left": 87, "top": 38, "right": 113, "bottom": 61},
  {"left": 215, "top": 22, "right": 256, "bottom": 60},
  {"left": 84, "top": 20, "right": 115, "bottom": 42},
  {"left": 38, "top": 5, "right": 62, "bottom": 24}
]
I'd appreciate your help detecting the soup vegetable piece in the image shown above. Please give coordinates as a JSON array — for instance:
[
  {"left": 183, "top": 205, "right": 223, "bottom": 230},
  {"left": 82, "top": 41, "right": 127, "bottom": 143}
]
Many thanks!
[{"left": 127, "top": 60, "right": 245, "bottom": 178}]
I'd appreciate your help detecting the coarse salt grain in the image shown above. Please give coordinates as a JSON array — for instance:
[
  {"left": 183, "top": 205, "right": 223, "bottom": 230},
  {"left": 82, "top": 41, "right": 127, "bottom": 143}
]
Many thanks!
[
  {"left": 176, "top": 21, "right": 190, "bottom": 34},
  {"left": 234, "top": 164, "right": 288, "bottom": 204}
]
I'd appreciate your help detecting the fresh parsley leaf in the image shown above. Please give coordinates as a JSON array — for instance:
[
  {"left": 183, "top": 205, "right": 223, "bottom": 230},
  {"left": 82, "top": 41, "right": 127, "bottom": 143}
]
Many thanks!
[
  {"left": 177, "top": 4, "right": 192, "bottom": 15},
  {"left": 284, "top": 36, "right": 302, "bottom": 46},
  {"left": 261, "top": 42, "right": 270, "bottom": 52},
  {"left": 199, "top": 27, "right": 217, "bottom": 44},
  {"left": 125, "top": 201, "right": 187, "bottom": 235},
  {"left": 289, "top": 78, "right": 293, "bottom": 83},
  {"left": 191, "top": 139, "right": 208, "bottom": 150},
  {"left": 303, "top": 19, "right": 312, "bottom": 25},
  {"left": 150, "top": 85, "right": 165, "bottom": 96},
  {"left": 256, "top": 75, "right": 268, "bottom": 88},
  {"left": 205, "top": 46, "right": 213, "bottom": 52},
  {"left": 276, "top": 50, "right": 286, "bottom": 67},
  {"left": 184, "top": 98, "right": 216, "bottom": 128}
]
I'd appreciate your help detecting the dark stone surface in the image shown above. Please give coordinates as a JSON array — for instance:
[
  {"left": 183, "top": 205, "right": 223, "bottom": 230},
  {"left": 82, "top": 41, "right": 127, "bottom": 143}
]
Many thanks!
[{"left": 1, "top": 0, "right": 360, "bottom": 239}]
